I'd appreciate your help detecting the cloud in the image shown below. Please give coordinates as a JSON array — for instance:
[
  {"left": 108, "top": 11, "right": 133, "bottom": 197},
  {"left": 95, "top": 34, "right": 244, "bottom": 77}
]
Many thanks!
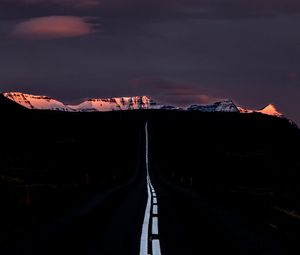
[
  {"left": 130, "top": 77, "right": 220, "bottom": 106},
  {"left": 99, "top": 0, "right": 300, "bottom": 20},
  {"left": 11, "top": 16, "right": 98, "bottom": 39},
  {"left": 1, "top": 0, "right": 300, "bottom": 25},
  {"left": 287, "top": 72, "right": 299, "bottom": 81},
  {"left": 1, "top": 0, "right": 101, "bottom": 8}
]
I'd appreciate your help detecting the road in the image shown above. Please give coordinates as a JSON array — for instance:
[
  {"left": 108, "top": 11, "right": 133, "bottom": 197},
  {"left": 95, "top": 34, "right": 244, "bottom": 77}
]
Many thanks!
[{"left": 1, "top": 122, "right": 294, "bottom": 255}]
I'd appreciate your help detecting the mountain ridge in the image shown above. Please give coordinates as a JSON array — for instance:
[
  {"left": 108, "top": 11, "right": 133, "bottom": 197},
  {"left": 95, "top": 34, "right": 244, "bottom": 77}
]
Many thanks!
[
  {"left": 239, "top": 104, "right": 284, "bottom": 117},
  {"left": 1, "top": 92, "right": 285, "bottom": 118},
  {"left": 67, "top": 96, "right": 155, "bottom": 112}
]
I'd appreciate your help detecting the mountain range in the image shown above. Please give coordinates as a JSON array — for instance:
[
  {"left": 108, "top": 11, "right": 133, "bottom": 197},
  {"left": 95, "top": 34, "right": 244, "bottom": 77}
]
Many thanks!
[{"left": 1, "top": 92, "right": 283, "bottom": 118}]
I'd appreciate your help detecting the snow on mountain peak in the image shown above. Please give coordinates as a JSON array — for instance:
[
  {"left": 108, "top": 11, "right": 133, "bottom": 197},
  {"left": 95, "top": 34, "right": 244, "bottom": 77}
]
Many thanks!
[
  {"left": 68, "top": 96, "right": 154, "bottom": 112},
  {"left": 257, "top": 104, "right": 283, "bottom": 117},
  {"left": 215, "top": 99, "right": 240, "bottom": 112},
  {"left": 1, "top": 92, "right": 285, "bottom": 118},
  {"left": 187, "top": 99, "right": 240, "bottom": 112},
  {"left": 2, "top": 93, "right": 157, "bottom": 112},
  {"left": 3, "top": 92, "right": 71, "bottom": 111},
  {"left": 238, "top": 104, "right": 283, "bottom": 117}
]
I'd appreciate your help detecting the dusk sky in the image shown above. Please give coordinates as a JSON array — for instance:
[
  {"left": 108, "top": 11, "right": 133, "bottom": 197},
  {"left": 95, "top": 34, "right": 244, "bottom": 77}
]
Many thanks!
[{"left": 0, "top": 0, "right": 299, "bottom": 123}]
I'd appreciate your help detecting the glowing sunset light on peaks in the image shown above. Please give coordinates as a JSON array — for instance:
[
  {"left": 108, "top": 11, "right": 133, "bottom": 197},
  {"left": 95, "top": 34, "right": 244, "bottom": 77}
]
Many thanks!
[
  {"left": 257, "top": 104, "right": 283, "bottom": 117},
  {"left": 3, "top": 92, "right": 72, "bottom": 111},
  {"left": 238, "top": 104, "right": 283, "bottom": 117},
  {"left": 0, "top": 92, "right": 290, "bottom": 120}
]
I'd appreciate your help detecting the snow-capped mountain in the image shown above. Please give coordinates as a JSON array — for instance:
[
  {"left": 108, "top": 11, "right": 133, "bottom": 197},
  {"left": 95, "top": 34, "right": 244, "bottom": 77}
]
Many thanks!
[
  {"left": 187, "top": 99, "right": 240, "bottom": 113},
  {"left": 238, "top": 104, "right": 283, "bottom": 117},
  {"left": 68, "top": 96, "right": 155, "bottom": 112},
  {"left": 3, "top": 92, "right": 158, "bottom": 112},
  {"left": 3, "top": 92, "right": 71, "bottom": 111},
  {"left": 1, "top": 92, "right": 285, "bottom": 118},
  {"left": 257, "top": 104, "right": 283, "bottom": 117},
  {"left": 186, "top": 100, "right": 285, "bottom": 118}
]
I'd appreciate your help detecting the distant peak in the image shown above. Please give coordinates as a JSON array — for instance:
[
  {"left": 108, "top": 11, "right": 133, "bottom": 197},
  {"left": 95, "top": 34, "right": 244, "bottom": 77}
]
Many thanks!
[
  {"left": 258, "top": 104, "right": 283, "bottom": 117},
  {"left": 4, "top": 92, "right": 51, "bottom": 100},
  {"left": 3, "top": 92, "right": 71, "bottom": 111},
  {"left": 260, "top": 104, "right": 277, "bottom": 111},
  {"left": 187, "top": 99, "right": 239, "bottom": 112},
  {"left": 239, "top": 103, "right": 283, "bottom": 117}
]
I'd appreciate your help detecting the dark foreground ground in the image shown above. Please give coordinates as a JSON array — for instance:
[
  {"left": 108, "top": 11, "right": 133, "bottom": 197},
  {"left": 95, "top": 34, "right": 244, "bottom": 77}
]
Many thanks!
[{"left": 0, "top": 106, "right": 300, "bottom": 254}]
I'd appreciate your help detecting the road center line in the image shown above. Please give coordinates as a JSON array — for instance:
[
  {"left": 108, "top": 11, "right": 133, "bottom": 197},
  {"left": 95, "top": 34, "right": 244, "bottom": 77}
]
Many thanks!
[
  {"left": 153, "top": 205, "right": 158, "bottom": 215},
  {"left": 140, "top": 122, "right": 162, "bottom": 255},
  {"left": 152, "top": 239, "right": 162, "bottom": 255},
  {"left": 139, "top": 123, "right": 152, "bottom": 255},
  {"left": 152, "top": 217, "right": 159, "bottom": 235}
]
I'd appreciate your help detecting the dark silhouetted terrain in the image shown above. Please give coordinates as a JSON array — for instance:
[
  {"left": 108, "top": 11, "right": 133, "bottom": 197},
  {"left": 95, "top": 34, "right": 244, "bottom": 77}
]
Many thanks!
[{"left": 0, "top": 96, "right": 300, "bottom": 254}]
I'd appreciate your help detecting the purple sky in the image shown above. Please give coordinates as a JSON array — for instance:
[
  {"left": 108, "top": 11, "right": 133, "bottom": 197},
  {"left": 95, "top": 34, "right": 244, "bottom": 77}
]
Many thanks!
[{"left": 0, "top": 0, "right": 299, "bottom": 124}]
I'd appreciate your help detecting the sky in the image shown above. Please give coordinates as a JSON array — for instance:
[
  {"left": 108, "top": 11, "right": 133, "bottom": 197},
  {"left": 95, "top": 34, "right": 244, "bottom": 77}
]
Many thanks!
[{"left": 0, "top": 0, "right": 299, "bottom": 124}]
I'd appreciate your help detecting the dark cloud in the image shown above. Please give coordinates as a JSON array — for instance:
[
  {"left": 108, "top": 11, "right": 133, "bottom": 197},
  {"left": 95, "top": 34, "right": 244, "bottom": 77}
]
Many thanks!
[
  {"left": 287, "top": 72, "right": 299, "bottom": 82},
  {"left": 0, "top": 0, "right": 100, "bottom": 8},
  {"left": 2, "top": 0, "right": 300, "bottom": 21},
  {"left": 130, "top": 77, "right": 220, "bottom": 106}
]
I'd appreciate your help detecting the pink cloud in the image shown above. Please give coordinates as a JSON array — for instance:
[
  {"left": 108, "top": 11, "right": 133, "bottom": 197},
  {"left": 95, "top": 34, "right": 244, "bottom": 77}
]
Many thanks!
[{"left": 11, "top": 16, "right": 97, "bottom": 39}]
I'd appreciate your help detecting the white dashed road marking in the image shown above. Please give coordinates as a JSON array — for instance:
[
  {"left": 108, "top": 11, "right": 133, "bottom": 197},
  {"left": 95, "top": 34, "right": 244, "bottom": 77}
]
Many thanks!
[
  {"left": 152, "top": 217, "right": 159, "bottom": 235},
  {"left": 153, "top": 205, "right": 158, "bottom": 215},
  {"left": 152, "top": 239, "right": 162, "bottom": 255}
]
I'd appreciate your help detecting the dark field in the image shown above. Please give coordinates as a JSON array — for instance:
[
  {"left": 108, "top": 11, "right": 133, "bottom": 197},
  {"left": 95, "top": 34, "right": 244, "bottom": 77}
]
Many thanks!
[
  {"left": 0, "top": 109, "right": 141, "bottom": 247},
  {"left": 149, "top": 112, "right": 300, "bottom": 253},
  {"left": 0, "top": 104, "right": 300, "bottom": 254}
]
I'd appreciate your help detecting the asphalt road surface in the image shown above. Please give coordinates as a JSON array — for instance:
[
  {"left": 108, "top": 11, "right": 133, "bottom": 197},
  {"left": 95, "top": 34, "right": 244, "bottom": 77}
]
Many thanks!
[{"left": 1, "top": 122, "right": 294, "bottom": 255}]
